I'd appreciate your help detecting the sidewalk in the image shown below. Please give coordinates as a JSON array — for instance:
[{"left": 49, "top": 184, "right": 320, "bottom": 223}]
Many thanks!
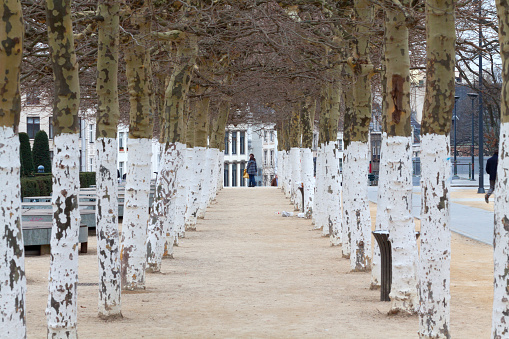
[{"left": 368, "top": 174, "right": 494, "bottom": 245}]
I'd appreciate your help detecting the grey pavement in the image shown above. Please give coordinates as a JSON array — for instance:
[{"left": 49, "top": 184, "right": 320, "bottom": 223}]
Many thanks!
[{"left": 368, "top": 173, "right": 494, "bottom": 245}]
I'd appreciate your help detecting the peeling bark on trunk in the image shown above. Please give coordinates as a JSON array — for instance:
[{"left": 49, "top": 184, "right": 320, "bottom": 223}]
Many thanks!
[
  {"left": 95, "top": 0, "right": 122, "bottom": 319},
  {"left": 121, "top": 138, "right": 152, "bottom": 290},
  {"left": 47, "top": 133, "right": 80, "bottom": 338},
  {"left": 418, "top": 0, "right": 455, "bottom": 335},
  {"left": 492, "top": 0, "right": 509, "bottom": 336},
  {"left": 344, "top": 142, "right": 371, "bottom": 271},
  {"left": 329, "top": 142, "right": 343, "bottom": 246},
  {"left": 44, "top": 0, "right": 81, "bottom": 334},
  {"left": 95, "top": 138, "right": 122, "bottom": 318},
  {"left": 383, "top": 1, "right": 418, "bottom": 314},
  {"left": 345, "top": 0, "right": 373, "bottom": 273},
  {"left": 146, "top": 143, "right": 179, "bottom": 272},
  {"left": 0, "top": 127, "right": 26, "bottom": 338},
  {"left": 0, "top": 0, "right": 26, "bottom": 335},
  {"left": 120, "top": 7, "right": 153, "bottom": 290}
]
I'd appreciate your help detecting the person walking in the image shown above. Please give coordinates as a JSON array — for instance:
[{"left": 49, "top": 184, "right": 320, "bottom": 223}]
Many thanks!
[
  {"left": 485, "top": 150, "right": 498, "bottom": 203},
  {"left": 247, "top": 153, "right": 257, "bottom": 187}
]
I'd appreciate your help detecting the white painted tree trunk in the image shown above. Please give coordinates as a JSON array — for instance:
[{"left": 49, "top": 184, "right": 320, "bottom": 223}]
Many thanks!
[
  {"left": 290, "top": 148, "right": 302, "bottom": 210},
  {"left": 313, "top": 145, "right": 324, "bottom": 230},
  {"left": 46, "top": 133, "right": 80, "bottom": 338},
  {"left": 120, "top": 138, "right": 152, "bottom": 290},
  {"left": 197, "top": 148, "right": 215, "bottom": 218},
  {"left": 146, "top": 143, "right": 179, "bottom": 272},
  {"left": 285, "top": 151, "right": 292, "bottom": 199},
  {"left": 384, "top": 135, "right": 418, "bottom": 314},
  {"left": 371, "top": 133, "right": 388, "bottom": 288},
  {"left": 492, "top": 122, "right": 509, "bottom": 337},
  {"left": 419, "top": 133, "right": 451, "bottom": 337},
  {"left": 95, "top": 137, "right": 121, "bottom": 318},
  {"left": 173, "top": 145, "right": 188, "bottom": 242},
  {"left": 0, "top": 126, "right": 26, "bottom": 337},
  {"left": 185, "top": 147, "right": 204, "bottom": 231},
  {"left": 329, "top": 142, "right": 343, "bottom": 246},
  {"left": 218, "top": 153, "right": 224, "bottom": 190},
  {"left": 277, "top": 151, "right": 283, "bottom": 189},
  {"left": 343, "top": 141, "right": 371, "bottom": 271},
  {"left": 323, "top": 142, "right": 336, "bottom": 237},
  {"left": 301, "top": 148, "right": 314, "bottom": 218},
  {"left": 209, "top": 148, "right": 219, "bottom": 201}
]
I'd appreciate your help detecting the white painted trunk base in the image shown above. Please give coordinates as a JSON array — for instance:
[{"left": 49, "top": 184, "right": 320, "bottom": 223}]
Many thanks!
[
  {"left": 322, "top": 142, "right": 335, "bottom": 237},
  {"left": 418, "top": 133, "right": 451, "bottom": 337},
  {"left": 343, "top": 141, "right": 371, "bottom": 271},
  {"left": 46, "top": 133, "right": 80, "bottom": 337},
  {"left": 492, "top": 122, "right": 509, "bottom": 337},
  {"left": 185, "top": 148, "right": 204, "bottom": 230},
  {"left": 371, "top": 133, "right": 387, "bottom": 288},
  {"left": 301, "top": 148, "right": 314, "bottom": 218},
  {"left": 197, "top": 148, "right": 215, "bottom": 218},
  {"left": 313, "top": 145, "right": 325, "bottom": 230},
  {"left": 384, "top": 136, "right": 418, "bottom": 314},
  {"left": 95, "top": 137, "right": 122, "bottom": 318},
  {"left": 329, "top": 142, "right": 343, "bottom": 245},
  {"left": 0, "top": 126, "right": 26, "bottom": 337},
  {"left": 290, "top": 148, "right": 302, "bottom": 211},
  {"left": 174, "top": 146, "right": 188, "bottom": 241},
  {"left": 146, "top": 143, "right": 179, "bottom": 272},
  {"left": 284, "top": 151, "right": 292, "bottom": 199},
  {"left": 120, "top": 138, "right": 152, "bottom": 290}
]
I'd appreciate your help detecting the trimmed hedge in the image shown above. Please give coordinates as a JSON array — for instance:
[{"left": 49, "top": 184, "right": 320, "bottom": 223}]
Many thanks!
[
  {"left": 32, "top": 130, "right": 52, "bottom": 173},
  {"left": 80, "top": 172, "right": 96, "bottom": 188},
  {"left": 20, "top": 172, "right": 96, "bottom": 198}
]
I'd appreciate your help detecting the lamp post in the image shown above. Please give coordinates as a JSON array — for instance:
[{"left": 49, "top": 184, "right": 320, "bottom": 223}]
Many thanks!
[
  {"left": 467, "top": 93, "right": 478, "bottom": 181},
  {"left": 477, "top": 0, "right": 485, "bottom": 193},
  {"left": 452, "top": 96, "right": 460, "bottom": 179}
]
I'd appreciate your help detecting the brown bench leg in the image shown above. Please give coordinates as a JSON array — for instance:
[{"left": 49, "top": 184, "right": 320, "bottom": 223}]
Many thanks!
[{"left": 81, "top": 242, "right": 88, "bottom": 254}]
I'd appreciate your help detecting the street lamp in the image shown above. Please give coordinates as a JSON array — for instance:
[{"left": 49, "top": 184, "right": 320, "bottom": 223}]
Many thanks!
[
  {"left": 452, "top": 95, "right": 460, "bottom": 179},
  {"left": 467, "top": 93, "right": 478, "bottom": 181}
]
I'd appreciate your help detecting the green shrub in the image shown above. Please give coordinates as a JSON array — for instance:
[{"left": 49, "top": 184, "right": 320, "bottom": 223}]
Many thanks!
[
  {"left": 20, "top": 172, "right": 96, "bottom": 198},
  {"left": 19, "top": 132, "right": 34, "bottom": 176},
  {"left": 32, "top": 130, "right": 51, "bottom": 173},
  {"left": 80, "top": 172, "right": 96, "bottom": 188}
]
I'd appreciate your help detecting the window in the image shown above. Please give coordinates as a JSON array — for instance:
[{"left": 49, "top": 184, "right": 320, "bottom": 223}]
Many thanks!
[
  {"left": 270, "top": 150, "right": 274, "bottom": 166},
  {"left": 89, "top": 157, "right": 94, "bottom": 172},
  {"left": 232, "top": 163, "right": 237, "bottom": 187},
  {"left": 264, "top": 149, "right": 268, "bottom": 165},
  {"left": 264, "top": 130, "right": 267, "bottom": 142},
  {"left": 339, "top": 158, "right": 343, "bottom": 173},
  {"left": 89, "top": 124, "right": 94, "bottom": 143},
  {"left": 79, "top": 118, "right": 83, "bottom": 139},
  {"left": 27, "top": 117, "right": 40, "bottom": 139},
  {"left": 49, "top": 117, "right": 54, "bottom": 139},
  {"left": 224, "top": 163, "right": 229, "bottom": 187},
  {"left": 232, "top": 132, "right": 237, "bottom": 155},
  {"left": 240, "top": 132, "right": 245, "bottom": 155},
  {"left": 338, "top": 139, "right": 343, "bottom": 151},
  {"left": 240, "top": 162, "right": 245, "bottom": 187},
  {"left": 119, "top": 162, "right": 124, "bottom": 179},
  {"left": 270, "top": 131, "right": 274, "bottom": 142},
  {"left": 224, "top": 132, "right": 229, "bottom": 155},
  {"left": 119, "top": 132, "right": 125, "bottom": 151}
]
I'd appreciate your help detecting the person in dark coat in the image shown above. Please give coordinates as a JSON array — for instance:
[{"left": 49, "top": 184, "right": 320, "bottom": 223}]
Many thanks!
[
  {"left": 246, "top": 154, "right": 257, "bottom": 187},
  {"left": 485, "top": 150, "right": 498, "bottom": 203}
]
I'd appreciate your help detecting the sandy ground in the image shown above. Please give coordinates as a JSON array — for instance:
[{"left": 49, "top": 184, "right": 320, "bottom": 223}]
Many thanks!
[{"left": 24, "top": 187, "right": 493, "bottom": 338}]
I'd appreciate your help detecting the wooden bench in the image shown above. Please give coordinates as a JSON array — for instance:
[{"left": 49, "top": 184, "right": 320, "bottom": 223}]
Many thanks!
[{"left": 23, "top": 221, "right": 88, "bottom": 255}]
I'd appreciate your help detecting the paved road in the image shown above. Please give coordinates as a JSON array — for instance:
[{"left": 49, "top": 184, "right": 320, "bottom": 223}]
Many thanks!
[{"left": 368, "top": 177, "right": 494, "bottom": 245}]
